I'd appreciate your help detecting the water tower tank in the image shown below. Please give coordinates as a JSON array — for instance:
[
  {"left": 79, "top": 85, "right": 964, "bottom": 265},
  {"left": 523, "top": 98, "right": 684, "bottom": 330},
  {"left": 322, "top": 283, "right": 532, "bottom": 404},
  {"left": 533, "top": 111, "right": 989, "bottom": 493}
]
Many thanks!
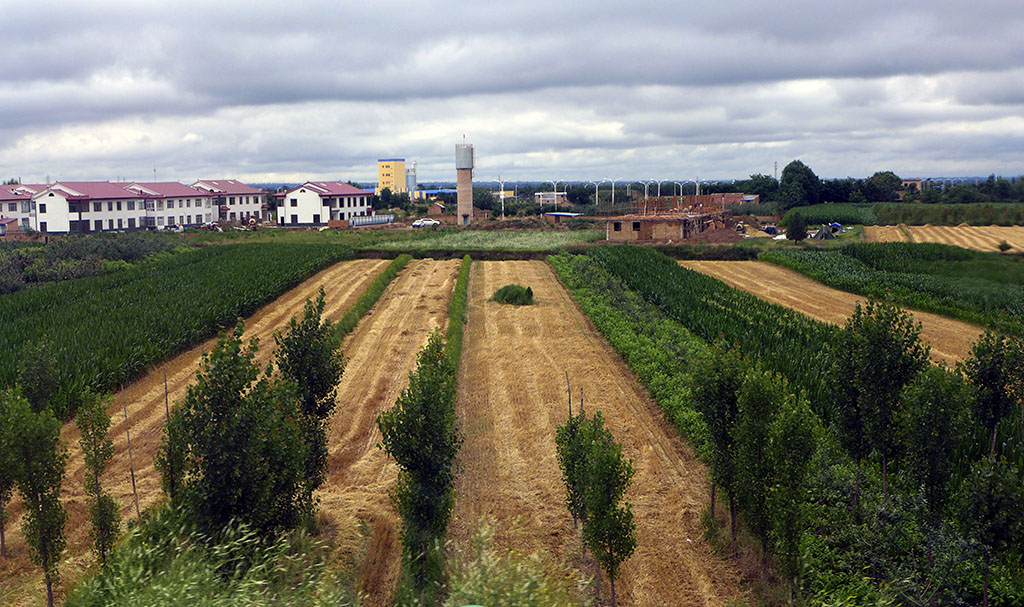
[{"left": 455, "top": 144, "right": 474, "bottom": 170}]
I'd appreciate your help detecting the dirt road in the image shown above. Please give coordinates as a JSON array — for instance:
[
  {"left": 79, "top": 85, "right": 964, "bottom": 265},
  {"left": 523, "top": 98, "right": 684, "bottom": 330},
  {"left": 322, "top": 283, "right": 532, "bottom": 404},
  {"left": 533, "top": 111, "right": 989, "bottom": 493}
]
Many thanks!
[
  {"left": 450, "top": 260, "right": 747, "bottom": 606},
  {"left": 316, "top": 258, "right": 460, "bottom": 606},
  {"left": 1, "top": 259, "right": 390, "bottom": 606},
  {"left": 865, "top": 224, "right": 1024, "bottom": 252},
  {"left": 680, "top": 260, "right": 983, "bottom": 365}
]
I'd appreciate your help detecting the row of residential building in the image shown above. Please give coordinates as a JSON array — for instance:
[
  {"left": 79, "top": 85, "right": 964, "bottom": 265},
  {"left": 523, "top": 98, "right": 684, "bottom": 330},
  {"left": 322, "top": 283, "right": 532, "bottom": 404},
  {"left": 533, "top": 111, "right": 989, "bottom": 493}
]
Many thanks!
[{"left": 0, "top": 179, "right": 375, "bottom": 235}]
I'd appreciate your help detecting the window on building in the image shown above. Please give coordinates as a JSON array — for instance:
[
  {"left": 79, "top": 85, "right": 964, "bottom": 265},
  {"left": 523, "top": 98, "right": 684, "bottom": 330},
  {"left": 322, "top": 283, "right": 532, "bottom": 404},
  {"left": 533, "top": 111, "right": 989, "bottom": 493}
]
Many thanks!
[
  {"left": 108, "top": 219, "right": 114, "bottom": 229},
  {"left": 117, "top": 218, "right": 123, "bottom": 229},
  {"left": 313, "top": 214, "right": 320, "bottom": 224},
  {"left": 157, "top": 216, "right": 164, "bottom": 226},
  {"left": 291, "top": 214, "right": 298, "bottom": 224},
  {"left": 93, "top": 202, "right": 101, "bottom": 212},
  {"left": 128, "top": 200, "right": 135, "bottom": 211},
  {"left": 39, "top": 203, "right": 46, "bottom": 214},
  {"left": 94, "top": 219, "right": 103, "bottom": 231},
  {"left": 229, "top": 196, "right": 235, "bottom": 205},
  {"left": 7, "top": 202, "right": 14, "bottom": 212},
  {"left": 128, "top": 218, "right": 135, "bottom": 229},
  {"left": 179, "top": 216, "right": 184, "bottom": 225},
  {"left": 21, "top": 201, "right": 30, "bottom": 213},
  {"left": 168, "top": 200, "right": 175, "bottom": 209},
  {"left": 21, "top": 218, "right": 29, "bottom": 229},
  {"left": 116, "top": 201, "right": 122, "bottom": 211},
  {"left": 290, "top": 198, "right": 298, "bottom": 207},
  {"left": 40, "top": 222, "right": 47, "bottom": 232},
  {"left": 107, "top": 201, "right": 113, "bottom": 211},
  {"left": 186, "top": 199, "right": 191, "bottom": 207},
  {"left": 632, "top": 222, "right": 641, "bottom": 231},
  {"left": 613, "top": 222, "right": 622, "bottom": 232}
]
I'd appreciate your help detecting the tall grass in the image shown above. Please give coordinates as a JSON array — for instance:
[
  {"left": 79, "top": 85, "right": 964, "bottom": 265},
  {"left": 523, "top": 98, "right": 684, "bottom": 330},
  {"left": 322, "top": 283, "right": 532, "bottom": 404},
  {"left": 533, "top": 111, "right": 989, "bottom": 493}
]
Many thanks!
[
  {"left": 444, "top": 519, "right": 593, "bottom": 607},
  {"left": 67, "top": 504, "right": 361, "bottom": 607}
]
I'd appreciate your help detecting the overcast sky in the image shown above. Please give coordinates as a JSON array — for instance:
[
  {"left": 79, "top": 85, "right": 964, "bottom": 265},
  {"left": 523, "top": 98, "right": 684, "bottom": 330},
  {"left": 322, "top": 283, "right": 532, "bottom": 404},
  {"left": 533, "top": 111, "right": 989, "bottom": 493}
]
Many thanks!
[{"left": 2, "top": 0, "right": 1023, "bottom": 184}]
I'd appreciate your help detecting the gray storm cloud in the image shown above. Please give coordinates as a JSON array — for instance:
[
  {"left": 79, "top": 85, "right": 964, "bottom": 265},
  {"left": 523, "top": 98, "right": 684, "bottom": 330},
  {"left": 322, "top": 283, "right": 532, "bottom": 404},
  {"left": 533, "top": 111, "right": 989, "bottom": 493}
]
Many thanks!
[{"left": 1, "top": 0, "right": 1022, "bottom": 181}]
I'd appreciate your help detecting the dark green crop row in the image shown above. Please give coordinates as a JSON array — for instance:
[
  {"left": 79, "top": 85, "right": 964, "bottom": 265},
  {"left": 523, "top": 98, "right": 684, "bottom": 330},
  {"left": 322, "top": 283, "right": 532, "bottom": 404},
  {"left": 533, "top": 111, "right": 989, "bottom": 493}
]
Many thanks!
[
  {"left": 760, "top": 243, "right": 1024, "bottom": 336},
  {"left": 586, "top": 246, "right": 837, "bottom": 409},
  {"left": 0, "top": 243, "right": 353, "bottom": 417},
  {"left": 783, "top": 202, "right": 1024, "bottom": 226}
]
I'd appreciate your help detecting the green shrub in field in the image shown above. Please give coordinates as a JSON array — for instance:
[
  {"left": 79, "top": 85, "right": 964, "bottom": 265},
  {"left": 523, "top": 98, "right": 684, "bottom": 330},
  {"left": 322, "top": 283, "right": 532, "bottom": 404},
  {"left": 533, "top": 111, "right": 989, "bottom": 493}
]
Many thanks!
[{"left": 492, "top": 284, "right": 534, "bottom": 305}]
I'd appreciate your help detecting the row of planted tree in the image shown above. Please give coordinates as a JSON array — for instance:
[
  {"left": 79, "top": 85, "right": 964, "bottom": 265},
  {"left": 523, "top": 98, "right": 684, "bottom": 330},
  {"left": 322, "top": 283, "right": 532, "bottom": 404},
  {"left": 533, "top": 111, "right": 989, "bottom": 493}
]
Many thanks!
[
  {"left": 551, "top": 247, "right": 1023, "bottom": 606},
  {"left": 0, "top": 254, "right": 413, "bottom": 607}
]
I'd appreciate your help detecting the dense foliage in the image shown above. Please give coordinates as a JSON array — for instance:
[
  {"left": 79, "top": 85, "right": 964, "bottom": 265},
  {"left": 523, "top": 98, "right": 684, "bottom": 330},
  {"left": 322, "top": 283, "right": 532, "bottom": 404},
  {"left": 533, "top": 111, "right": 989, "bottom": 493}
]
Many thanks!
[
  {"left": 551, "top": 248, "right": 1024, "bottom": 605},
  {"left": 274, "top": 289, "right": 346, "bottom": 523},
  {"left": 444, "top": 255, "right": 472, "bottom": 366},
  {"left": 761, "top": 242, "right": 1024, "bottom": 336},
  {"left": 782, "top": 202, "right": 1024, "bottom": 226},
  {"left": 377, "top": 331, "right": 462, "bottom": 604},
  {"left": 0, "top": 388, "right": 68, "bottom": 607},
  {"left": 156, "top": 324, "right": 308, "bottom": 535},
  {"left": 492, "top": 283, "right": 534, "bottom": 305},
  {"left": 76, "top": 390, "right": 120, "bottom": 564},
  {"left": 556, "top": 408, "right": 636, "bottom": 606},
  {"left": 0, "top": 242, "right": 352, "bottom": 418},
  {"left": 585, "top": 245, "right": 836, "bottom": 407},
  {"left": 0, "top": 232, "right": 184, "bottom": 294}
]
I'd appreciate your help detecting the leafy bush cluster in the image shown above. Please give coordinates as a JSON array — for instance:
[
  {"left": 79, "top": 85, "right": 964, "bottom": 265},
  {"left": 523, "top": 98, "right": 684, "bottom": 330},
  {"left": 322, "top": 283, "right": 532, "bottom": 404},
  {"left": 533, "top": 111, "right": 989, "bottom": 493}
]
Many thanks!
[
  {"left": 492, "top": 283, "right": 534, "bottom": 305},
  {"left": 551, "top": 248, "right": 1024, "bottom": 605},
  {"left": 0, "top": 242, "right": 353, "bottom": 418},
  {"left": 0, "top": 232, "right": 184, "bottom": 294},
  {"left": 761, "top": 242, "right": 1024, "bottom": 336}
]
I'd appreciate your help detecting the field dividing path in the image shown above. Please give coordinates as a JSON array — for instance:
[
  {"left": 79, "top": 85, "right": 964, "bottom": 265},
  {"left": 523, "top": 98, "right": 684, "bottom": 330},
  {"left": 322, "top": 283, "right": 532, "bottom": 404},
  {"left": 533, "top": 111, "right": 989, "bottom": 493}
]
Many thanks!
[
  {"left": 450, "top": 260, "right": 747, "bottom": 607},
  {"left": 1, "top": 258, "right": 390, "bottom": 606},
  {"left": 680, "top": 260, "right": 984, "bottom": 365},
  {"left": 317, "top": 258, "right": 460, "bottom": 607}
]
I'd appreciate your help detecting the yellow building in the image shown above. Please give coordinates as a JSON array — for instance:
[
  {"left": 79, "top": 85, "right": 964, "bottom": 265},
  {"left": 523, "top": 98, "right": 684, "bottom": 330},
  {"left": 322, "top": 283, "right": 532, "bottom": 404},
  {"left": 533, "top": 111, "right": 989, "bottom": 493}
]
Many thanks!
[{"left": 376, "top": 158, "right": 407, "bottom": 195}]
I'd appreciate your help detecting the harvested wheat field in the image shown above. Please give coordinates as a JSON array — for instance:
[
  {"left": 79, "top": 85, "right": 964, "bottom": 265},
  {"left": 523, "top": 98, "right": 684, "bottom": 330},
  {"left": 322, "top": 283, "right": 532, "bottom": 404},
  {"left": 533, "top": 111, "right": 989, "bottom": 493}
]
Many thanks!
[
  {"left": 0, "top": 258, "right": 390, "bottom": 607},
  {"left": 680, "top": 260, "right": 983, "bottom": 365},
  {"left": 317, "top": 258, "right": 460, "bottom": 607},
  {"left": 450, "top": 260, "right": 747, "bottom": 606},
  {"left": 865, "top": 224, "right": 1024, "bottom": 252},
  {"left": 863, "top": 225, "right": 909, "bottom": 242}
]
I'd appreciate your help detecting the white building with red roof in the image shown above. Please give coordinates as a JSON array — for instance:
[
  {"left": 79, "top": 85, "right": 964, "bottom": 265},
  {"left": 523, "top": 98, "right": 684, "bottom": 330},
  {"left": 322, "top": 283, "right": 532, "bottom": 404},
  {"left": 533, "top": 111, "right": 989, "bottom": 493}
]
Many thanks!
[
  {"left": 126, "top": 182, "right": 213, "bottom": 228},
  {"left": 0, "top": 184, "right": 39, "bottom": 232},
  {"left": 192, "top": 179, "right": 267, "bottom": 224},
  {"left": 278, "top": 181, "right": 372, "bottom": 226}
]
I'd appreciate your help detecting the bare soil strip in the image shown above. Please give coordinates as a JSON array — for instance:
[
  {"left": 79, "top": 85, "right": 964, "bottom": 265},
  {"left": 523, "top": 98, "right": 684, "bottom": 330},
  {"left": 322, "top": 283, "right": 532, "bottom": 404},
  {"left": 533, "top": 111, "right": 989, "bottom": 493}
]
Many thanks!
[
  {"left": 865, "top": 224, "right": 1024, "bottom": 252},
  {"left": 450, "top": 260, "right": 747, "bottom": 607},
  {"left": 317, "top": 258, "right": 460, "bottom": 607},
  {"left": 680, "top": 260, "right": 983, "bottom": 365},
  {"left": 1, "top": 259, "right": 389, "bottom": 606}
]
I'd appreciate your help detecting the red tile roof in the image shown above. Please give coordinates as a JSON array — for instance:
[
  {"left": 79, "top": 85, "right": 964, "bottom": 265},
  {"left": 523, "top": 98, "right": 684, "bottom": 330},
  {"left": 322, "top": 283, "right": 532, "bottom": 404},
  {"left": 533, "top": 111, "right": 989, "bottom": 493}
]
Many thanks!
[
  {"left": 130, "top": 182, "right": 211, "bottom": 198},
  {"left": 54, "top": 181, "right": 139, "bottom": 200},
  {"left": 193, "top": 179, "right": 266, "bottom": 196},
  {"left": 302, "top": 181, "right": 372, "bottom": 196}
]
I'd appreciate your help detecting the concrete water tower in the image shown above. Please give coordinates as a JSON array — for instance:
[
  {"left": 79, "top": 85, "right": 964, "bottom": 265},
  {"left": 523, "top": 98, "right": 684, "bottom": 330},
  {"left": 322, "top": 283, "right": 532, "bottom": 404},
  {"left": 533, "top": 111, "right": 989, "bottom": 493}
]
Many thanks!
[{"left": 455, "top": 142, "right": 474, "bottom": 225}]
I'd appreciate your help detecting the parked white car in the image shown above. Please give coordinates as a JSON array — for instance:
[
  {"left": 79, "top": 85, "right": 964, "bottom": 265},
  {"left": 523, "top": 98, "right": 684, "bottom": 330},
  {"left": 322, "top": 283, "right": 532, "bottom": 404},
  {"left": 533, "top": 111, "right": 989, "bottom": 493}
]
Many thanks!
[{"left": 412, "top": 218, "right": 441, "bottom": 227}]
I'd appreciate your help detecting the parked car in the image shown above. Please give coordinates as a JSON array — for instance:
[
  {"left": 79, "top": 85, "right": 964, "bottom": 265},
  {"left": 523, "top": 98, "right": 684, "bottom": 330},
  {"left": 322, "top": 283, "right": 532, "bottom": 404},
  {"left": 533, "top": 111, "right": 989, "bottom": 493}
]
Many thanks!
[{"left": 412, "top": 218, "right": 441, "bottom": 228}]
